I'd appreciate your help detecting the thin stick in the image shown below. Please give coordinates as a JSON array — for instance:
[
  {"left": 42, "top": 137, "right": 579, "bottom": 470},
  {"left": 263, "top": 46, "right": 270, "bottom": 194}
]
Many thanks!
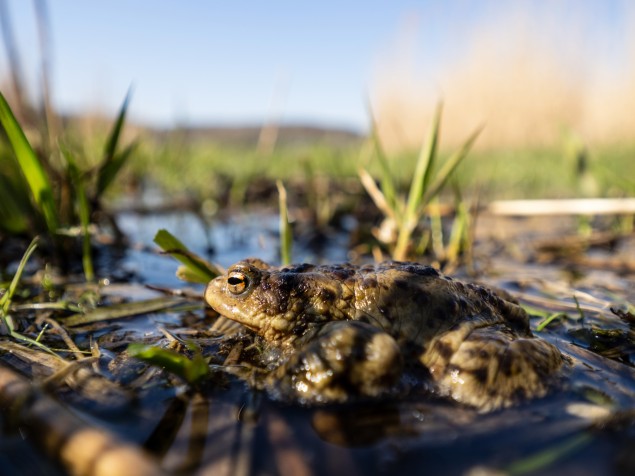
[{"left": 490, "top": 198, "right": 635, "bottom": 216}]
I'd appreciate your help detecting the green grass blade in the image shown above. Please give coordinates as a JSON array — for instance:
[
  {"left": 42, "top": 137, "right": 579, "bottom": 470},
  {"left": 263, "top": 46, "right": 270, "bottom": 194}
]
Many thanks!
[
  {"left": 96, "top": 88, "right": 132, "bottom": 198},
  {"left": 393, "top": 104, "right": 443, "bottom": 260},
  {"left": 536, "top": 312, "right": 565, "bottom": 331},
  {"left": 0, "top": 237, "right": 61, "bottom": 357},
  {"left": 1, "top": 237, "right": 39, "bottom": 323},
  {"left": 6, "top": 330, "right": 60, "bottom": 356},
  {"left": 277, "top": 180, "right": 293, "bottom": 266},
  {"left": 176, "top": 265, "right": 210, "bottom": 283},
  {"left": 406, "top": 102, "right": 443, "bottom": 219},
  {"left": 422, "top": 125, "right": 483, "bottom": 204},
  {"left": 429, "top": 198, "right": 445, "bottom": 260},
  {"left": 0, "top": 171, "right": 31, "bottom": 233},
  {"left": 446, "top": 199, "right": 469, "bottom": 265},
  {"left": 96, "top": 141, "right": 137, "bottom": 199},
  {"left": 154, "top": 229, "right": 221, "bottom": 283},
  {"left": 0, "top": 92, "right": 58, "bottom": 232},
  {"left": 128, "top": 343, "right": 209, "bottom": 384},
  {"left": 103, "top": 88, "right": 131, "bottom": 160},
  {"left": 61, "top": 147, "right": 94, "bottom": 282},
  {"left": 358, "top": 168, "right": 396, "bottom": 221}
]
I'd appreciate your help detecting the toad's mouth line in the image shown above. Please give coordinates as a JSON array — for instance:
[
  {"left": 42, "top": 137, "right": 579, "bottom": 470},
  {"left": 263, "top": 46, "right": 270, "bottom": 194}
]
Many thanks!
[{"left": 220, "top": 307, "right": 263, "bottom": 332}]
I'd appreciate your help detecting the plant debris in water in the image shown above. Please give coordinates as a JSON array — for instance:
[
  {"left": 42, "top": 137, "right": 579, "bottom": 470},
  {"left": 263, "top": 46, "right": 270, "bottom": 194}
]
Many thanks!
[{"left": 0, "top": 226, "right": 634, "bottom": 476}]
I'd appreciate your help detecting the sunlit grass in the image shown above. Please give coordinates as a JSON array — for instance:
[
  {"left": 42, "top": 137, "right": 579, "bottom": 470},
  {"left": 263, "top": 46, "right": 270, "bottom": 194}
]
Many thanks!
[
  {"left": 358, "top": 103, "right": 481, "bottom": 263},
  {"left": 0, "top": 237, "right": 59, "bottom": 355},
  {"left": 121, "top": 130, "right": 635, "bottom": 208},
  {"left": 0, "top": 93, "right": 58, "bottom": 234},
  {"left": 0, "top": 89, "right": 135, "bottom": 277},
  {"left": 154, "top": 229, "right": 222, "bottom": 283},
  {"left": 128, "top": 140, "right": 361, "bottom": 200},
  {"left": 128, "top": 342, "right": 210, "bottom": 385}
]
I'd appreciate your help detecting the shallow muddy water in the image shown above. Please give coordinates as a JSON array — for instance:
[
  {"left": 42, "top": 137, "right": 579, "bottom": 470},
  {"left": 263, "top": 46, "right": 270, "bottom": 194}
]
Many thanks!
[
  {"left": 1, "top": 210, "right": 634, "bottom": 476},
  {"left": 116, "top": 210, "right": 352, "bottom": 284}
]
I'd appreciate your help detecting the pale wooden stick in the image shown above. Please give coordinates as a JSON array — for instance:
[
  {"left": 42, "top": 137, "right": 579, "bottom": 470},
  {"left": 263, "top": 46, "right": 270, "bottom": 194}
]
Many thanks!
[{"left": 489, "top": 198, "right": 635, "bottom": 216}]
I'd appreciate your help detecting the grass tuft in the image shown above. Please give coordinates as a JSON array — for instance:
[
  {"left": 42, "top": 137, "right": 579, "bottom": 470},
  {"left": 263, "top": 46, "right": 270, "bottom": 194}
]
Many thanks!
[
  {"left": 0, "top": 237, "right": 59, "bottom": 355},
  {"left": 1, "top": 88, "right": 137, "bottom": 275},
  {"left": 360, "top": 103, "right": 481, "bottom": 263},
  {"left": 95, "top": 87, "right": 136, "bottom": 200}
]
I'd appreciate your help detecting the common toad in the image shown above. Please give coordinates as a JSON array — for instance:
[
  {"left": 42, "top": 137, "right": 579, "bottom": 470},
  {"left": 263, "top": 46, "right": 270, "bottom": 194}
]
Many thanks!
[{"left": 205, "top": 260, "right": 563, "bottom": 410}]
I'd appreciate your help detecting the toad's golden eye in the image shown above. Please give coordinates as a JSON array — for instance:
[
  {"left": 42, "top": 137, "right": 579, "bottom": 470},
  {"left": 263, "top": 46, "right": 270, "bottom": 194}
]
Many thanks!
[{"left": 227, "top": 272, "right": 249, "bottom": 295}]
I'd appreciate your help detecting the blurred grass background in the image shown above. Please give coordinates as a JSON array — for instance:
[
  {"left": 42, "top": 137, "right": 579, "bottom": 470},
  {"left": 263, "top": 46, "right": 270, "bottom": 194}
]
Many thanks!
[
  {"left": 1, "top": 1, "right": 634, "bottom": 207},
  {"left": 93, "top": 2, "right": 635, "bottom": 203}
]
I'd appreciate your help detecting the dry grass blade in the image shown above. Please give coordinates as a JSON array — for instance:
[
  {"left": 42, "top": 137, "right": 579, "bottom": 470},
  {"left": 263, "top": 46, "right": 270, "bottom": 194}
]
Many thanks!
[
  {"left": 38, "top": 316, "right": 84, "bottom": 360},
  {"left": 1, "top": 340, "right": 134, "bottom": 409},
  {"left": 429, "top": 197, "right": 445, "bottom": 262},
  {"left": 445, "top": 199, "right": 470, "bottom": 269},
  {"left": 63, "top": 296, "right": 185, "bottom": 327},
  {"left": 277, "top": 180, "right": 293, "bottom": 266},
  {"left": 358, "top": 168, "right": 396, "bottom": 221},
  {"left": 518, "top": 292, "right": 609, "bottom": 316}
]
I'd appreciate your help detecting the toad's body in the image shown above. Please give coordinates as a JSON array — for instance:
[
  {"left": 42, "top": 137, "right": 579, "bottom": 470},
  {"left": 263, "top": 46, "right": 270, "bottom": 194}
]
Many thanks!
[{"left": 205, "top": 260, "right": 563, "bottom": 410}]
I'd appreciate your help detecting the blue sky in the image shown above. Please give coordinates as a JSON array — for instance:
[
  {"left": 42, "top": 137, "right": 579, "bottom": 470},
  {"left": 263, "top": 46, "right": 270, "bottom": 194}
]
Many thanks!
[{"left": 0, "top": 1, "right": 629, "bottom": 132}]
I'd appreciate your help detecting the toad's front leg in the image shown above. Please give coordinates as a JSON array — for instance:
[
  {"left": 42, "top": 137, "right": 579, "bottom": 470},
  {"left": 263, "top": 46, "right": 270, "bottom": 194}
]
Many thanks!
[{"left": 266, "top": 321, "right": 403, "bottom": 403}]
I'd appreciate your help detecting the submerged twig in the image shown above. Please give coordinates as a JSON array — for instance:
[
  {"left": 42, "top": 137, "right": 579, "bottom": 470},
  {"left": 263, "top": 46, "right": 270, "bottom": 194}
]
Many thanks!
[{"left": 0, "top": 364, "right": 163, "bottom": 476}]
